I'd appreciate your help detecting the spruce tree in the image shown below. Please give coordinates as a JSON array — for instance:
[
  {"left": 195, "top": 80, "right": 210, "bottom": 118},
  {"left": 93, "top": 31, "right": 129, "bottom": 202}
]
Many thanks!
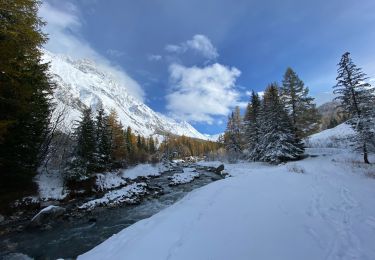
[
  {"left": 0, "top": 0, "right": 54, "bottom": 193},
  {"left": 148, "top": 136, "right": 156, "bottom": 154},
  {"left": 224, "top": 106, "right": 242, "bottom": 162},
  {"left": 259, "top": 84, "right": 304, "bottom": 164},
  {"left": 243, "top": 91, "right": 262, "bottom": 161},
  {"left": 125, "top": 126, "right": 134, "bottom": 161},
  {"left": 66, "top": 108, "right": 96, "bottom": 180},
  {"left": 281, "top": 68, "right": 320, "bottom": 138},
  {"left": 333, "top": 52, "right": 375, "bottom": 164},
  {"left": 95, "top": 108, "right": 112, "bottom": 171},
  {"left": 137, "top": 135, "right": 142, "bottom": 150}
]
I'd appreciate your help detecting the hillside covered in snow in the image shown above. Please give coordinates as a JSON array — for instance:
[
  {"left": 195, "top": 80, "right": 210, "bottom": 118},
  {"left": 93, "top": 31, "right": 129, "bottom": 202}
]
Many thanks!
[
  {"left": 305, "top": 122, "right": 355, "bottom": 148},
  {"left": 43, "top": 50, "right": 212, "bottom": 140}
]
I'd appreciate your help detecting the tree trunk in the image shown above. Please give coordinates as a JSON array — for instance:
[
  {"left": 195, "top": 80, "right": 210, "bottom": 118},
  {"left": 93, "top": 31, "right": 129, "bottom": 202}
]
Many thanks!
[{"left": 364, "top": 142, "right": 370, "bottom": 164}]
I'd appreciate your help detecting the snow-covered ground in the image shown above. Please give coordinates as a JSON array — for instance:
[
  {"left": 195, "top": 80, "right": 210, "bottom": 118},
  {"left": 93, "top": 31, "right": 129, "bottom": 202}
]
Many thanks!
[
  {"left": 121, "top": 164, "right": 165, "bottom": 180},
  {"left": 34, "top": 170, "right": 68, "bottom": 201},
  {"left": 79, "top": 183, "right": 147, "bottom": 210},
  {"left": 95, "top": 172, "right": 127, "bottom": 191},
  {"left": 306, "top": 122, "right": 355, "bottom": 148},
  {"left": 169, "top": 168, "right": 200, "bottom": 185},
  {"left": 79, "top": 150, "right": 375, "bottom": 260}
]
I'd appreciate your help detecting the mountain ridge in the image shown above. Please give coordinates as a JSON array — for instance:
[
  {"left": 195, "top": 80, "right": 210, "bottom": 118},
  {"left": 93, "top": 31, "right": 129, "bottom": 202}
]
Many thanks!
[{"left": 43, "top": 50, "right": 217, "bottom": 140}]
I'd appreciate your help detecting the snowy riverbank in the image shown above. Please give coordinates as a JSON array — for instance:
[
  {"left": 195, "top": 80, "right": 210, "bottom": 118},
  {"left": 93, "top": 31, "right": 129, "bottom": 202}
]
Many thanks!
[
  {"left": 0, "top": 160, "right": 224, "bottom": 259},
  {"left": 79, "top": 149, "right": 375, "bottom": 260}
]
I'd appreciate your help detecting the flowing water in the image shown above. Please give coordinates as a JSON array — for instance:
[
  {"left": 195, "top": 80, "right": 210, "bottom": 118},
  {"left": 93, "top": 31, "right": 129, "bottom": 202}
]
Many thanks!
[{"left": 0, "top": 167, "right": 222, "bottom": 260}]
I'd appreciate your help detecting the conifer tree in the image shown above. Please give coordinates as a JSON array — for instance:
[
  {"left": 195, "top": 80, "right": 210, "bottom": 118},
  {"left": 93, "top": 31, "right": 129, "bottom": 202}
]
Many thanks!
[
  {"left": 0, "top": 0, "right": 54, "bottom": 192},
  {"left": 125, "top": 126, "right": 135, "bottom": 162},
  {"left": 108, "top": 110, "right": 127, "bottom": 166},
  {"left": 333, "top": 52, "right": 375, "bottom": 164},
  {"left": 137, "top": 135, "right": 142, "bottom": 150},
  {"left": 148, "top": 136, "right": 156, "bottom": 154},
  {"left": 243, "top": 91, "right": 262, "bottom": 160},
  {"left": 224, "top": 106, "right": 242, "bottom": 161},
  {"left": 281, "top": 68, "right": 320, "bottom": 138},
  {"left": 259, "top": 84, "right": 304, "bottom": 164},
  {"left": 95, "top": 108, "right": 112, "bottom": 171},
  {"left": 66, "top": 108, "right": 96, "bottom": 180}
]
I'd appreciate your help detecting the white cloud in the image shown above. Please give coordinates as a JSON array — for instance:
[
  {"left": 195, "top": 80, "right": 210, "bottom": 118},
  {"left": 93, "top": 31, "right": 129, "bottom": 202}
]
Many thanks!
[
  {"left": 165, "top": 44, "right": 181, "bottom": 53},
  {"left": 148, "top": 54, "right": 162, "bottom": 61},
  {"left": 165, "top": 34, "right": 219, "bottom": 60},
  {"left": 245, "top": 90, "right": 264, "bottom": 98},
  {"left": 166, "top": 63, "right": 241, "bottom": 123},
  {"left": 107, "top": 49, "right": 125, "bottom": 57},
  {"left": 39, "top": 1, "right": 145, "bottom": 102}
]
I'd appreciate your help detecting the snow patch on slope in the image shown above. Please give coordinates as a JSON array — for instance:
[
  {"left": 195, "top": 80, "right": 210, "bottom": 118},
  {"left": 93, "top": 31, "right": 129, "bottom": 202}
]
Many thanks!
[{"left": 306, "top": 122, "right": 355, "bottom": 148}]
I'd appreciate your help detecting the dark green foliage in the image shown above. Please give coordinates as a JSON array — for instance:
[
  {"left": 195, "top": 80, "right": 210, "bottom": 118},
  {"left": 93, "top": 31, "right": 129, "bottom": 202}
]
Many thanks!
[
  {"left": 224, "top": 106, "right": 242, "bottom": 162},
  {"left": 65, "top": 108, "right": 96, "bottom": 180},
  {"left": 243, "top": 91, "right": 262, "bottom": 160},
  {"left": 94, "top": 108, "right": 112, "bottom": 171},
  {"left": 258, "top": 84, "right": 304, "bottom": 164},
  {"left": 148, "top": 137, "right": 156, "bottom": 154},
  {"left": 76, "top": 108, "right": 96, "bottom": 166},
  {"left": 333, "top": 52, "right": 375, "bottom": 163},
  {"left": 126, "top": 126, "right": 134, "bottom": 155},
  {"left": 281, "top": 68, "right": 320, "bottom": 138},
  {"left": 0, "top": 0, "right": 53, "bottom": 194},
  {"left": 65, "top": 108, "right": 162, "bottom": 181}
]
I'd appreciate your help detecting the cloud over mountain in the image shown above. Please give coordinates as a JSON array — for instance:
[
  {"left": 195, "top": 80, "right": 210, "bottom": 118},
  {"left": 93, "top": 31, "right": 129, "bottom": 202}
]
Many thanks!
[
  {"left": 167, "top": 63, "right": 241, "bottom": 124},
  {"left": 166, "top": 34, "right": 219, "bottom": 60}
]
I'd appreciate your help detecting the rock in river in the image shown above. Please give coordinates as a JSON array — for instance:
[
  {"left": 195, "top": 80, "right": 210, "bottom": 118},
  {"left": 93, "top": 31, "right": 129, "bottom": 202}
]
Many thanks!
[
  {"left": 215, "top": 164, "right": 225, "bottom": 174},
  {"left": 30, "top": 205, "right": 66, "bottom": 227}
]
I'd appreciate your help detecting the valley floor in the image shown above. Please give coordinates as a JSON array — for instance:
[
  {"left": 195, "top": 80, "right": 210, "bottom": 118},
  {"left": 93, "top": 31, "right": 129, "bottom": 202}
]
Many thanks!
[{"left": 78, "top": 148, "right": 375, "bottom": 260}]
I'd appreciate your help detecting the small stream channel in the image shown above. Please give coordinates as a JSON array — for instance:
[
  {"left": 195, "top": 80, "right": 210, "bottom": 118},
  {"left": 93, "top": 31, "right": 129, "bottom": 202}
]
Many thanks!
[{"left": 0, "top": 165, "right": 222, "bottom": 260}]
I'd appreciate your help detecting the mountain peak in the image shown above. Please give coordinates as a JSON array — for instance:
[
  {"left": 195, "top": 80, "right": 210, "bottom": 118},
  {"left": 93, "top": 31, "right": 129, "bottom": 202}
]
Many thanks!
[{"left": 44, "top": 50, "right": 213, "bottom": 140}]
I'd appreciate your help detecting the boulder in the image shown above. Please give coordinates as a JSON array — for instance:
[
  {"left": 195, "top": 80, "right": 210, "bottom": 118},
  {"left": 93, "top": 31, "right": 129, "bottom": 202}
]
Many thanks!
[
  {"left": 30, "top": 205, "right": 65, "bottom": 227},
  {"left": 215, "top": 164, "right": 225, "bottom": 174}
]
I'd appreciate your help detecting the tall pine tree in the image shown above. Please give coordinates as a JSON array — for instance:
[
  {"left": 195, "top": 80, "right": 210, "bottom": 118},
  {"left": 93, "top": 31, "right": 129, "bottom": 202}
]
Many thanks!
[
  {"left": 333, "top": 52, "right": 375, "bottom": 164},
  {"left": 94, "top": 108, "right": 112, "bottom": 171},
  {"left": 224, "top": 106, "right": 242, "bottom": 162},
  {"left": 65, "top": 108, "right": 96, "bottom": 180},
  {"left": 259, "top": 84, "right": 304, "bottom": 164},
  {"left": 280, "top": 68, "right": 320, "bottom": 138},
  {"left": 243, "top": 91, "right": 262, "bottom": 161},
  {"left": 0, "top": 0, "right": 54, "bottom": 194}
]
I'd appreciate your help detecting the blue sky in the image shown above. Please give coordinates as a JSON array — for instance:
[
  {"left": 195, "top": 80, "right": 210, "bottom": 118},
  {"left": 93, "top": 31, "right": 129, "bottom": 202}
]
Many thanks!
[{"left": 40, "top": 0, "right": 375, "bottom": 135}]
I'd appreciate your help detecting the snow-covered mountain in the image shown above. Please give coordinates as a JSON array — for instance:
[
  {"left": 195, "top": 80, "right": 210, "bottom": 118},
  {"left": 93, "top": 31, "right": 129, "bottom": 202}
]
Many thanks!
[{"left": 43, "top": 51, "right": 211, "bottom": 140}]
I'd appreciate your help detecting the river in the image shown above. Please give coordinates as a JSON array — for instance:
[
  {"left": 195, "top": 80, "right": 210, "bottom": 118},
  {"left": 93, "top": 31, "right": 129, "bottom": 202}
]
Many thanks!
[{"left": 0, "top": 165, "right": 222, "bottom": 259}]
